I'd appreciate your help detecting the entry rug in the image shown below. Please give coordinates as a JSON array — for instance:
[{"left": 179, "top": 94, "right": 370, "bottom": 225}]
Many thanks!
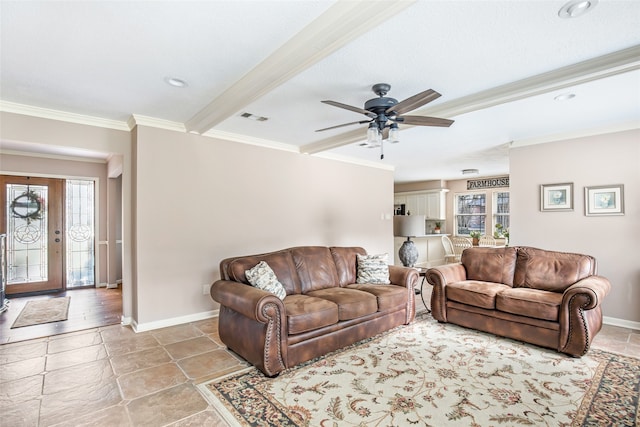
[
  {"left": 11, "top": 297, "right": 70, "bottom": 328},
  {"left": 199, "top": 316, "right": 639, "bottom": 426}
]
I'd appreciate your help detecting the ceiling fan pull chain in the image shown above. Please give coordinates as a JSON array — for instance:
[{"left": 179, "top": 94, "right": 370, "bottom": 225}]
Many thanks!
[{"left": 380, "top": 141, "right": 384, "bottom": 160}]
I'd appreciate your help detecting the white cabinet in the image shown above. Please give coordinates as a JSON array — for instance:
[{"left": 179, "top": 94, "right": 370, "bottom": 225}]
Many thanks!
[
  {"left": 396, "top": 190, "right": 447, "bottom": 220},
  {"left": 425, "top": 192, "right": 446, "bottom": 220}
]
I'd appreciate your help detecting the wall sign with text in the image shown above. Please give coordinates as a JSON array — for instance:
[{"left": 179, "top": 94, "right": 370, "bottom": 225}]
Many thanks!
[{"left": 467, "top": 176, "right": 509, "bottom": 190}]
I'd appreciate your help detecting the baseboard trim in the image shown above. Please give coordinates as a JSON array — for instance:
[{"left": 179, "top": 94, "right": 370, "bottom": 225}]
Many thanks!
[
  {"left": 125, "top": 313, "right": 636, "bottom": 334},
  {"left": 603, "top": 316, "right": 640, "bottom": 331},
  {"left": 131, "top": 309, "right": 220, "bottom": 333}
]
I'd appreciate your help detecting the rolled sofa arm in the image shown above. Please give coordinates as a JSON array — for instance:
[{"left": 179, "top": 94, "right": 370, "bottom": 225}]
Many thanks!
[
  {"left": 389, "top": 265, "right": 419, "bottom": 289},
  {"left": 426, "top": 264, "right": 468, "bottom": 322},
  {"left": 558, "top": 275, "right": 612, "bottom": 357},
  {"left": 211, "top": 280, "right": 287, "bottom": 376},
  {"left": 389, "top": 265, "right": 419, "bottom": 323},
  {"left": 211, "top": 279, "right": 285, "bottom": 322}
]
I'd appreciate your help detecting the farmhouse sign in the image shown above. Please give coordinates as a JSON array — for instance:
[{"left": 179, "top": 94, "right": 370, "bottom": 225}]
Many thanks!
[{"left": 467, "top": 176, "right": 509, "bottom": 190}]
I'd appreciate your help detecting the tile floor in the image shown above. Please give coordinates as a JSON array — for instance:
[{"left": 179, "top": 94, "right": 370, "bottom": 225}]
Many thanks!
[{"left": 1, "top": 301, "right": 638, "bottom": 426}]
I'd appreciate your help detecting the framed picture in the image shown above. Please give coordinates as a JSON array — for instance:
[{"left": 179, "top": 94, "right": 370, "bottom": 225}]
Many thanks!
[
  {"left": 585, "top": 184, "right": 624, "bottom": 216},
  {"left": 540, "top": 183, "right": 573, "bottom": 211}
]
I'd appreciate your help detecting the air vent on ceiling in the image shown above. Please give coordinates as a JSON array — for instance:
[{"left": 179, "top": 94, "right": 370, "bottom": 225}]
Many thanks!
[{"left": 240, "top": 112, "right": 268, "bottom": 122}]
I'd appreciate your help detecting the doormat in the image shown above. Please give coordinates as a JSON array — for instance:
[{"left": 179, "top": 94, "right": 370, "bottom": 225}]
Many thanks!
[
  {"left": 11, "top": 297, "right": 71, "bottom": 328},
  {"left": 199, "top": 316, "right": 640, "bottom": 426}
]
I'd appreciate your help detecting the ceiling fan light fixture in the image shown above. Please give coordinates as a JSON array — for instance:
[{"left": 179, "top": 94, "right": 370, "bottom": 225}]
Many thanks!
[
  {"left": 367, "top": 122, "right": 379, "bottom": 144},
  {"left": 388, "top": 123, "right": 400, "bottom": 143},
  {"left": 558, "top": 0, "right": 598, "bottom": 18}
]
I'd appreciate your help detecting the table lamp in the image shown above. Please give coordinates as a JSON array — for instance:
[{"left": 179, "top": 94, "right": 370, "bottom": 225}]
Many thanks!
[{"left": 393, "top": 215, "right": 425, "bottom": 267}]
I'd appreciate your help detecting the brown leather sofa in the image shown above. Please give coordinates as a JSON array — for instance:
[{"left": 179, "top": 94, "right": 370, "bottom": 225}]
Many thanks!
[
  {"left": 426, "top": 246, "right": 611, "bottom": 357},
  {"left": 210, "top": 246, "right": 418, "bottom": 376}
]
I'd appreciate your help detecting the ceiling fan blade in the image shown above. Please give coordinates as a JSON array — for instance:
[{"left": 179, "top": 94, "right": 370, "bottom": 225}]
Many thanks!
[
  {"left": 322, "top": 100, "right": 376, "bottom": 117},
  {"left": 315, "top": 120, "right": 371, "bottom": 132},
  {"left": 386, "top": 89, "right": 441, "bottom": 115},
  {"left": 400, "top": 115, "right": 454, "bottom": 127}
]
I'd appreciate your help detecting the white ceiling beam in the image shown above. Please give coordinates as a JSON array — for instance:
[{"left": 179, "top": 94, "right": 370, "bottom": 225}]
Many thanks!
[
  {"left": 300, "top": 44, "right": 640, "bottom": 154},
  {"left": 185, "top": 0, "right": 416, "bottom": 134}
]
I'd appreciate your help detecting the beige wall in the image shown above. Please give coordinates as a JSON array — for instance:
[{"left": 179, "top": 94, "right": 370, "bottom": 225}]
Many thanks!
[
  {"left": 132, "top": 125, "right": 395, "bottom": 326},
  {"left": 1, "top": 111, "right": 395, "bottom": 330},
  {"left": 510, "top": 129, "right": 640, "bottom": 325},
  {"left": 3, "top": 112, "right": 637, "bottom": 327}
]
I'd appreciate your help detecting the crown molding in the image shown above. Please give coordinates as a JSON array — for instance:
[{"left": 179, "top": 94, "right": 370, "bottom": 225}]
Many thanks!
[
  {"left": 301, "top": 44, "right": 640, "bottom": 154},
  {"left": 0, "top": 100, "right": 130, "bottom": 131},
  {"left": 510, "top": 120, "right": 640, "bottom": 148},
  {"left": 313, "top": 151, "right": 395, "bottom": 172},
  {"left": 0, "top": 148, "right": 107, "bottom": 163},
  {"left": 201, "top": 129, "right": 300, "bottom": 153},
  {"left": 128, "top": 114, "right": 187, "bottom": 132},
  {"left": 184, "top": 0, "right": 416, "bottom": 134}
]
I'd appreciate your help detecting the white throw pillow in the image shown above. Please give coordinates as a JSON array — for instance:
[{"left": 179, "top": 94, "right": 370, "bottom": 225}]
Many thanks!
[
  {"left": 245, "top": 261, "right": 287, "bottom": 300},
  {"left": 356, "top": 253, "right": 390, "bottom": 284}
]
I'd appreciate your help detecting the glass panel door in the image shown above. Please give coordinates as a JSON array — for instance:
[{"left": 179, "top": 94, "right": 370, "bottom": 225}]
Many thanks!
[
  {"left": 66, "top": 179, "right": 95, "bottom": 287},
  {"left": 0, "top": 176, "right": 64, "bottom": 294}
]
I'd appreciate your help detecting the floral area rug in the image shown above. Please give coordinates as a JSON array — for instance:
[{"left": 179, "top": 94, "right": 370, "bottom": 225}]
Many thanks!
[{"left": 198, "top": 314, "right": 639, "bottom": 426}]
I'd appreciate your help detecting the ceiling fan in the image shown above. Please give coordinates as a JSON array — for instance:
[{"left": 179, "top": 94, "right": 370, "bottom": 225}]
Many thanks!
[{"left": 317, "top": 83, "right": 454, "bottom": 159}]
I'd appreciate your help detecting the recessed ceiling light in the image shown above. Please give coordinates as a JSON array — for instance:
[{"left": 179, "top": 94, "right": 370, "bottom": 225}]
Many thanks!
[
  {"left": 554, "top": 93, "right": 576, "bottom": 101},
  {"left": 164, "top": 77, "right": 188, "bottom": 88},
  {"left": 462, "top": 169, "right": 479, "bottom": 175},
  {"left": 558, "top": 0, "right": 598, "bottom": 19}
]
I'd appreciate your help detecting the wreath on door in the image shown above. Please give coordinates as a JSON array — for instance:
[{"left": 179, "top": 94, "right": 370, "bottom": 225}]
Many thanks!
[{"left": 10, "top": 190, "right": 43, "bottom": 222}]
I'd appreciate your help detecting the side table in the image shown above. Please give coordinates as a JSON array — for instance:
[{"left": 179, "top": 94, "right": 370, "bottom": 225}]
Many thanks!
[{"left": 414, "top": 267, "right": 430, "bottom": 313}]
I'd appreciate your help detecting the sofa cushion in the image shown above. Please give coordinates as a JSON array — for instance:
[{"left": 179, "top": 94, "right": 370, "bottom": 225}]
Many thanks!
[
  {"left": 462, "top": 247, "right": 517, "bottom": 286},
  {"left": 284, "top": 295, "right": 339, "bottom": 335},
  {"left": 226, "top": 250, "right": 301, "bottom": 294},
  {"left": 347, "top": 283, "right": 407, "bottom": 311},
  {"left": 496, "top": 288, "right": 562, "bottom": 322},
  {"left": 291, "top": 247, "right": 340, "bottom": 293},
  {"left": 446, "top": 281, "right": 511, "bottom": 310},
  {"left": 514, "top": 247, "right": 597, "bottom": 292},
  {"left": 245, "top": 261, "right": 287, "bottom": 300},
  {"left": 330, "top": 247, "right": 367, "bottom": 286},
  {"left": 355, "top": 253, "right": 390, "bottom": 284},
  {"left": 306, "top": 288, "right": 378, "bottom": 320}
]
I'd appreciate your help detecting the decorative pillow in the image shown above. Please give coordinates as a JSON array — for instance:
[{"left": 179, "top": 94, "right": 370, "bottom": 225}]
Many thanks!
[
  {"left": 245, "top": 261, "right": 287, "bottom": 300},
  {"left": 356, "top": 253, "right": 390, "bottom": 284}
]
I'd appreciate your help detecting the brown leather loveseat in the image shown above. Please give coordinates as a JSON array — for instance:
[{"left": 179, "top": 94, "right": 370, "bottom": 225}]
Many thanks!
[
  {"left": 426, "top": 246, "right": 611, "bottom": 357},
  {"left": 211, "top": 246, "right": 418, "bottom": 376}
]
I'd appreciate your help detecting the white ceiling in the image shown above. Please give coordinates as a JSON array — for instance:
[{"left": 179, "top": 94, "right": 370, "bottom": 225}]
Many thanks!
[{"left": 1, "top": 0, "right": 639, "bottom": 182}]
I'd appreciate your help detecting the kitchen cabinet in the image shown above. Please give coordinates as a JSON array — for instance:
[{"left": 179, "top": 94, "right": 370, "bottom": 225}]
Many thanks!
[{"left": 395, "top": 190, "right": 447, "bottom": 220}]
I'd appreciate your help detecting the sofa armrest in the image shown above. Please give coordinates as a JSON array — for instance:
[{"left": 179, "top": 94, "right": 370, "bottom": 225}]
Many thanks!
[
  {"left": 211, "top": 279, "right": 285, "bottom": 323},
  {"left": 389, "top": 265, "right": 419, "bottom": 289},
  {"left": 558, "top": 275, "right": 611, "bottom": 356},
  {"left": 388, "top": 265, "right": 419, "bottom": 323},
  {"left": 426, "top": 264, "right": 467, "bottom": 322},
  {"left": 211, "top": 280, "right": 287, "bottom": 376}
]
